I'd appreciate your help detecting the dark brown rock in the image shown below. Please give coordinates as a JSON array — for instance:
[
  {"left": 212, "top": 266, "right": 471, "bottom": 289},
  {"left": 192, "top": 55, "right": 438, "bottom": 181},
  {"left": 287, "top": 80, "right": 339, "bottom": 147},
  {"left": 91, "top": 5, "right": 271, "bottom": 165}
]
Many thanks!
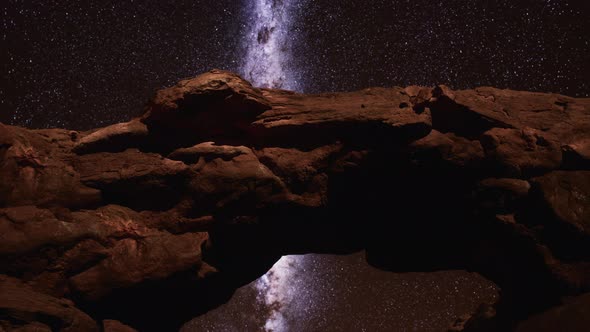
[
  {"left": 448, "top": 303, "right": 498, "bottom": 332},
  {"left": 475, "top": 178, "right": 530, "bottom": 213},
  {"left": 186, "top": 144, "right": 287, "bottom": 214},
  {"left": 75, "top": 149, "right": 190, "bottom": 210},
  {"left": 103, "top": 320, "right": 138, "bottom": 332},
  {"left": 0, "top": 275, "right": 98, "bottom": 332},
  {"left": 0, "top": 126, "right": 101, "bottom": 209},
  {"left": 481, "top": 127, "right": 562, "bottom": 177},
  {"left": 422, "top": 86, "right": 590, "bottom": 140},
  {"left": 72, "top": 119, "right": 148, "bottom": 154},
  {"left": 252, "top": 87, "right": 432, "bottom": 146},
  {"left": 69, "top": 231, "right": 207, "bottom": 300},
  {"left": 168, "top": 141, "right": 251, "bottom": 164},
  {"left": 255, "top": 144, "right": 343, "bottom": 207},
  {"left": 516, "top": 293, "right": 590, "bottom": 332},
  {"left": 0, "top": 205, "right": 209, "bottom": 301},
  {"left": 409, "top": 129, "right": 485, "bottom": 169},
  {"left": 0, "top": 72, "right": 589, "bottom": 331},
  {"left": 141, "top": 69, "right": 271, "bottom": 144},
  {"left": 531, "top": 171, "right": 590, "bottom": 239}
]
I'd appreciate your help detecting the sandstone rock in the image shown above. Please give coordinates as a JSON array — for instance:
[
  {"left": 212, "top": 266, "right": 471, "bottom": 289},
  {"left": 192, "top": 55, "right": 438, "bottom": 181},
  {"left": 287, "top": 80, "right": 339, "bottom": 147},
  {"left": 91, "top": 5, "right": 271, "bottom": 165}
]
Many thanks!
[
  {"left": 168, "top": 141, "right": 251, "bottom": 164},
  {"left": 563, "top": 137, "right": 590, "bottom": 169},
  {"left": 141, "top": 69, "right": 271, "bottom": 144},
  {"left": 72, "top": 119, "right": 148, "bottom": 154},
  {"left": 0, "top": 205, "right": 208, "bottom": 300},
  {"left": 409, "top": 129, "right": 485, "bottom": 169},
  {"left": 4, "top": 321, "right": 52, "bottom": 331},
  {"left": 475, "top": 178, "right": 530, "bottom": 213},
  {"left": 531, "top": 171, "right": 590, "bottom": 239},
  {"left": 187, "top": 145, "right": 287, "bottom": 214},
  {"left": 1, "top": 72, "right": 589, "bottom": 331},
  {"left": 69, "top": 232, "right": 207, "bottom": 300},
  {"left": 103, "top": 320, "right": 138, "bottom": 332},
  {"left": 480, "top": 127, "right": 562, "bottom": 177},
  {"left": 0, "top": 126, "right": 101, "bottom": 209},
  {"left": 0, "top": 275, "right": 98, "bottom": 332},
  {"left": 252, "top": 87, "right": 432, "bottom": 146},
  {"left": 424, "top": 86, "right": 590, "bottom": 139},
  {"left": 564, "top": 138, "right": 590, "bottom": 161},
  {"left": 75, "top": 149, "right": 190, "bottom": 210},
  {"left": 256, "top": 144, "right": 343, "bottom": 207}
]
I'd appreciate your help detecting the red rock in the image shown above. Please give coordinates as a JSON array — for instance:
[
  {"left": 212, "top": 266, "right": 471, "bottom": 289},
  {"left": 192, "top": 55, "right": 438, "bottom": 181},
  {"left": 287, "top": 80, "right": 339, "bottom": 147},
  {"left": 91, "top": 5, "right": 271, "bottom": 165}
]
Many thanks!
[
  {"left": 75, "top": 149, "right": 190, "bottom": 210},
  {"left": 531, "top": 171, "right": 590, "bottom": 238},
  {"left": 0, "top": 71, "right": 589, "bottom": 331},
  {"left": 69, "top": 232, "right": 207, "bottom": 300},
  {"left": 72, "top": 119, "right": 148, "bottom": 154},
  {"left": 4, "top": 321, "right": 53, "bottom": 331},
  {"left": 141, "top": 69, "right": 271, "bottom": 142},
  {"left": 186, "top": 144, "right": 287, "bottom": 213},
  {"left": 475, "top": 178, "right": 531, "bottom": 212},
  {"left": 0, "top": 275, "right": 98, "bottom": 332},
  {"left": 252, "top": 87, "right": 432, "bottom": 146},
  {"left": 481, "top": 127, "right": 562, "bottom": 177},
  {"left": 255, "top": 144, "right": 343, "bottom": 207},
  {"left": 0, "top": 205, "right": 208, "bottom": 301},
  {"left": 168, "top": 141, "right": 251, "bottom": 164},
  {"left": 409, "top": 129, "right": 485, "bottom": 168},
  {"left": 102, "top": 320, "right": 137, "bottom": 332},
  {"left": 0, "top": 126, "right": 101, "bottom": 209},
  {"left": 423, "top": 86, "right": 590, "bottom": 140}
]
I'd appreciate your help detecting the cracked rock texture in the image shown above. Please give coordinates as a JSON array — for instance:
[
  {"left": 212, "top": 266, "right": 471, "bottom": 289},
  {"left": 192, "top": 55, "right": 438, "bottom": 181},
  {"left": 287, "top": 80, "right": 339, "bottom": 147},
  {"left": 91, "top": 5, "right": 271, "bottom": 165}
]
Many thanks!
[{"left": 1, "top": 69, "right": 589, "bottom": 331}]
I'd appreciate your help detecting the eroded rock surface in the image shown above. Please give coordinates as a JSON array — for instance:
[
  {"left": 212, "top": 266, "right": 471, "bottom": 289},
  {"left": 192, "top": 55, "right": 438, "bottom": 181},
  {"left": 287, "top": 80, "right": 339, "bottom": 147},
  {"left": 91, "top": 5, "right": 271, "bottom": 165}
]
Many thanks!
[{"left": 1, "top": 70, "right": 589, "bottom": 331}]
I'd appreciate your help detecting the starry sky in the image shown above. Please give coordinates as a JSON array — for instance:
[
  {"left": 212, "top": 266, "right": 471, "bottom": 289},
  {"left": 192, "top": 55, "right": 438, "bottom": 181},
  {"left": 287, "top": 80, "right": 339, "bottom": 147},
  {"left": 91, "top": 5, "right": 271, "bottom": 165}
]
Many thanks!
[
  {"left": 1, "top": 0, "right": 589, "bottom": 129},
  {"left": 182, "top": 253, "right": 499, "bottom": 332}
]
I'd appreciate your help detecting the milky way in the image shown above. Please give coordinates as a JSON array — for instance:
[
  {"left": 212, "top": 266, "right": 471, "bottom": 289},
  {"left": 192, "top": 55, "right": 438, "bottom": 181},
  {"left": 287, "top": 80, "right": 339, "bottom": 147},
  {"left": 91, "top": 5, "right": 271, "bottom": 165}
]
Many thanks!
[
  {"left": 182, "top": 252, "right": 499, "bottom": 331},
  {"left": 240, "top": 0, "right": 304, "bottom": 91},
  {"left": 241, "top": 1, "right": 310, "bottom": 330},
  {"left": 253, "top": 256, "right": 309, "bottom": 332}
]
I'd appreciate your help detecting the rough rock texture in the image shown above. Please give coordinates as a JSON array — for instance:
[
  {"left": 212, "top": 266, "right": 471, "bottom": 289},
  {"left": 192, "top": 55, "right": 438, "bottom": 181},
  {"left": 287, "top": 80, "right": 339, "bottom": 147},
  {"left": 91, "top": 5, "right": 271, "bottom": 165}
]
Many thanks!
[
  {"left": 0, "top": 275, "right": 98, "bottom": 331},
  {"left": 1, "top": 70, "right": 589, "bottom": 331}
]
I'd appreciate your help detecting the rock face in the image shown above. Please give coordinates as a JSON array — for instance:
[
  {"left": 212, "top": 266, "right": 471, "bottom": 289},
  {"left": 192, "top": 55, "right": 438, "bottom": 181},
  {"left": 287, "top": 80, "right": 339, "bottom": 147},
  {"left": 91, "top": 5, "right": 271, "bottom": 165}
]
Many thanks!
[{"left": 1, "top": 70, "right": 589, "bottom": 331}]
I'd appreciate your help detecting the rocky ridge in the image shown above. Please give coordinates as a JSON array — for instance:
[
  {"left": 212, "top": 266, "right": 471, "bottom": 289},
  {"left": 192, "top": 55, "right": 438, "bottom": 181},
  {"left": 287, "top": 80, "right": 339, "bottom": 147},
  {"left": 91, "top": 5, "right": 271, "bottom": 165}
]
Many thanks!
[{"left": 1, "top": 69, "right": 589, "bottom": 331}]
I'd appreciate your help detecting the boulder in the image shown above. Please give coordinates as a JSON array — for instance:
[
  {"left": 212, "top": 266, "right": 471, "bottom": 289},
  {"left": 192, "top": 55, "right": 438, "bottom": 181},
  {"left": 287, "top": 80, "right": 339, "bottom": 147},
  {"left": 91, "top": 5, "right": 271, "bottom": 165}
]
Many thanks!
[
  {"left": 141, "top": 69, "right": 271, "bottom": 144},
  {"left": 480, "top": 127, "right": 562, "bottom": 177},
  {"left": 0, "top": 275, "right": 98, "bottom": 332},
  {"left": 531, "top": 171, "right": 590, "bottom": 240},
  {"left": 72, "top": 119, "right": 148, "bottom": 155},
  {"left": 251, "top": 87, "right": 432, "bottom": 146}
]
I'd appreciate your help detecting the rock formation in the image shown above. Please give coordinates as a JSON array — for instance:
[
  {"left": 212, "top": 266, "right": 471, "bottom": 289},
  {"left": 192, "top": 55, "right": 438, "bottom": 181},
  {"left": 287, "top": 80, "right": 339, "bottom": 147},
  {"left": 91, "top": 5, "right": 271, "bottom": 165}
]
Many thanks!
[{"left": 1, "top": 69, "right": 589, "bottom": 331}]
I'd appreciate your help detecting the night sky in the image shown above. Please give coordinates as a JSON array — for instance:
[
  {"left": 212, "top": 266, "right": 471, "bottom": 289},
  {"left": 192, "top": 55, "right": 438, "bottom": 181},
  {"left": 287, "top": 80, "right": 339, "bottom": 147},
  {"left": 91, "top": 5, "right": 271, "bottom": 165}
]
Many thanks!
[
  {"left": 182, "top": 253, "right": 498, "bottom": 332},
  {"left": 1, "top": 1, "right": 589, "bottom": 130}
]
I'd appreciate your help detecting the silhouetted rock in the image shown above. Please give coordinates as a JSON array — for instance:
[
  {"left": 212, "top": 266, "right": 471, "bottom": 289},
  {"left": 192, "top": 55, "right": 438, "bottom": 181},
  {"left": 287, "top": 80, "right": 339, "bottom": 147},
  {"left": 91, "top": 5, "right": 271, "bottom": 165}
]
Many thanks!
[
  {"left": 0, "top": 70, "right": 589, "bottom": 331},
  {"left": 516, "top": 293, "right": 590, "bottom": 332}
]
